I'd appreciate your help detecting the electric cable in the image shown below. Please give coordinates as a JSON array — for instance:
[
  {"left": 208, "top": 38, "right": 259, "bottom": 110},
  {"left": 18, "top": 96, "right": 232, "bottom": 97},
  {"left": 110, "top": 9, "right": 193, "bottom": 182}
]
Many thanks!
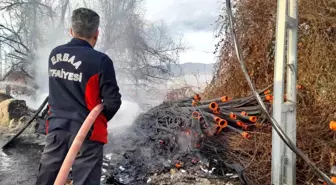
[{"left": 224, "top": 0, "right": 333, "bottom": 184}]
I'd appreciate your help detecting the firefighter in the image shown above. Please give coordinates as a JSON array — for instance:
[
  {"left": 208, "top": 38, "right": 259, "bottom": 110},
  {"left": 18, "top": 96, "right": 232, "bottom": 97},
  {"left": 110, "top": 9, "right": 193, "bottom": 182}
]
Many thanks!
[{"left": 35, "top": 8, "right": 122, "bottom": 185}]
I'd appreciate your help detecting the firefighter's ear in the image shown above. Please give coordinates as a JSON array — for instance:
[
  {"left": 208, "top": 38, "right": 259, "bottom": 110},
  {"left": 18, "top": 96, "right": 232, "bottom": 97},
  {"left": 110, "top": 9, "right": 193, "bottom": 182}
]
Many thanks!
[
  {"left": 70, "top": 28, "right": 74, "bottom": 37},
  {"left": 94, "top": 30, "right": 99, "bottom": 40}
]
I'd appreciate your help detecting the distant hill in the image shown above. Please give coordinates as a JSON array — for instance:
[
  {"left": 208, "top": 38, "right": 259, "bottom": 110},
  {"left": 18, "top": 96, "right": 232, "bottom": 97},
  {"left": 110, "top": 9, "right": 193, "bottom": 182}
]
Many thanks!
[
  {"left": 116, "top": 62, "right": 214, "bottom": 85},
  {"left": 170, "top": 62, "right": 214, "bottom": 76}
]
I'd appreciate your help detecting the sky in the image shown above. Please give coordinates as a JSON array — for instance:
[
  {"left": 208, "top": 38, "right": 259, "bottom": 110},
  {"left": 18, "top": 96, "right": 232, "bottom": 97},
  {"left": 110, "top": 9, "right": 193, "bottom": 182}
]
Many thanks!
[{"left": 145, "top": 0, "right": 220, "bottom": 64}]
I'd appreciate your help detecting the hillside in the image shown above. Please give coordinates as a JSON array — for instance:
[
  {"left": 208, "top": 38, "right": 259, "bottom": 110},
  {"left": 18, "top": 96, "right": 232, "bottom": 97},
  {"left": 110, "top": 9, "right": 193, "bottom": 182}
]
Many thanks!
[
  {"left": 170, "top": 62, "right": 214, "bottom": 76},
  {"left": 204, "top": 0, "right": 336, "bottom": 184}
]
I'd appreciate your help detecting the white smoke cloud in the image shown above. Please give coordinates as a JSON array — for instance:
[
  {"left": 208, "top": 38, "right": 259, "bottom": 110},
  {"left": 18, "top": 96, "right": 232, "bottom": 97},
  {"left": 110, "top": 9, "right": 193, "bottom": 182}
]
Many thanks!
[
  {"left": 14, "top": 21, "right": 143, "bottom": 130},
  {"left": 15, "top": 23, "right": 70, "bottom": 109},
  {"left": 108, "top": 99, "right": 142, "bottom": 133}
]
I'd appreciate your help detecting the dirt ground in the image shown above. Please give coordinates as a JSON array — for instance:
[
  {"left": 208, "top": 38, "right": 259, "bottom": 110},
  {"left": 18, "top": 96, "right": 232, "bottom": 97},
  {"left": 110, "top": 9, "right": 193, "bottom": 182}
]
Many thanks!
[
  {"left": 0, "top": 126, "right": 241, "bottom": 185},
  {"left": 148, "top": 171, "right": 240, "bottom": 185},
  {"left": 0, "top": 134, "right": 44, "bottom": 185}
]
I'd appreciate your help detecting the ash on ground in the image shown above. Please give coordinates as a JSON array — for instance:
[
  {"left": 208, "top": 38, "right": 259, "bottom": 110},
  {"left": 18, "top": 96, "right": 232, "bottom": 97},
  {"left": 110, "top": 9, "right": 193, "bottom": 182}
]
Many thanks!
[{"left": 102, "top": 102, "right": 246, "bottom": 185}]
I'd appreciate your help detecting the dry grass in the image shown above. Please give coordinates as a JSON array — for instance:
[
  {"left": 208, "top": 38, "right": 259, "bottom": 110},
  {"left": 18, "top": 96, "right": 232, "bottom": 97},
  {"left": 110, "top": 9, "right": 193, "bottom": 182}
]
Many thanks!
[
  {"left": 166, "top": 86, "right": 197, "bottom": 101},
  {"left": 0, "top": 99, "right": 14, "bottom": 126},
  {"left": 204, "top": 0, "right": 336, "bottom": 184}
]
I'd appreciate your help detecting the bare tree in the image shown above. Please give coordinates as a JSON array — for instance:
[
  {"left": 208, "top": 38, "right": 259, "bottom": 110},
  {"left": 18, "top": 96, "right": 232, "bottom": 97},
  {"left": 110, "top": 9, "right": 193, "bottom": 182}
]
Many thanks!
[
  {"left": 96, "top": 0, "right": 185, "bottom": 85},
  {"left": 0, "top": 0, "right": 53, "bottom": 82},
  {"left": 0, "top": 0, "right": 71, "bottom": 95},
  {"left": 0, "top": 0, "right": 183, "bottom": 98}
]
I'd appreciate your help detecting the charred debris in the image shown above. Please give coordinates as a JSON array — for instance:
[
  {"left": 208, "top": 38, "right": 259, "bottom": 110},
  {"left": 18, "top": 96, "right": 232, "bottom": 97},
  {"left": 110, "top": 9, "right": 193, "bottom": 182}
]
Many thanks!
[{"left": 101, "top": 86, "right": 275, "bottom": 185}]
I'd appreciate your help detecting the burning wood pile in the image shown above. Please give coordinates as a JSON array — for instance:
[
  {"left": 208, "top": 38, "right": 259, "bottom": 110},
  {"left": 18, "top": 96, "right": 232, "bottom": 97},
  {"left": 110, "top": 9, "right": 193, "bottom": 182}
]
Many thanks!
[{"left": 102, "top": 86, "right": 273, "bottom": 185}]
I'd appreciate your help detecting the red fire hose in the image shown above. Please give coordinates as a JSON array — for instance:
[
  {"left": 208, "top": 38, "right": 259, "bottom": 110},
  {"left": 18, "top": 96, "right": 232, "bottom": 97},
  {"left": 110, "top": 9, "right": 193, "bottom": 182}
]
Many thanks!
[{"left": 53, "top": 104, "right": 104, "bottom": 185}]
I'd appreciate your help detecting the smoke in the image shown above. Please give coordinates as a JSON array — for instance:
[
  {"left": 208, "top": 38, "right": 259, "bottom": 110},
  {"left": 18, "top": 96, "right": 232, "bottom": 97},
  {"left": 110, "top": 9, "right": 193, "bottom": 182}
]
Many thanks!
[
  {"left": 108, "top": 99, "right": 142, "bottom": 133},
  {"left": 14, "top": 21, "right": 70, "bottom": 109},
  {"left": 14, "top": 17, "right": 143, "bottom": 131}
]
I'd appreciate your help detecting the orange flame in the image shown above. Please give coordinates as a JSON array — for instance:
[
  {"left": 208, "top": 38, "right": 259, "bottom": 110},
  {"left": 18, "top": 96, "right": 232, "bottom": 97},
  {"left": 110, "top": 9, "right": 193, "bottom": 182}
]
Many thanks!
[{"left": 175, "top": 162, "right": 183, "bottom": 169}]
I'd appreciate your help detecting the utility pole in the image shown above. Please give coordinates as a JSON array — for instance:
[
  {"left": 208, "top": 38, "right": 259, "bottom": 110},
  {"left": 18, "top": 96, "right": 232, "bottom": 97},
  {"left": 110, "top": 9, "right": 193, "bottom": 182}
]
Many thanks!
[{"left": 272, "top": 0, "right": 298, "bottom": 185}]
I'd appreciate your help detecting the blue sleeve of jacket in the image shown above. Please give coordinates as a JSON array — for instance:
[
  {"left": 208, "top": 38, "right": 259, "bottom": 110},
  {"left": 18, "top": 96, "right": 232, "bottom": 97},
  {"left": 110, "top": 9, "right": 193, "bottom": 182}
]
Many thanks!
[{"left": 99, "top": 56, "right": 122, "bottom": 121}]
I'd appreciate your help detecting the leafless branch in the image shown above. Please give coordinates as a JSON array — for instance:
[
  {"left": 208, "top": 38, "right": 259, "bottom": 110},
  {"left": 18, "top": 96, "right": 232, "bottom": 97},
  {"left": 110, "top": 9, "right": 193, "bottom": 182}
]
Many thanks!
[
  {"left": 0, "top": 35, "right": 30, "bottom": 52},
  {"left": 0, "top": 1, "right": 52, "bottom": 13}
]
